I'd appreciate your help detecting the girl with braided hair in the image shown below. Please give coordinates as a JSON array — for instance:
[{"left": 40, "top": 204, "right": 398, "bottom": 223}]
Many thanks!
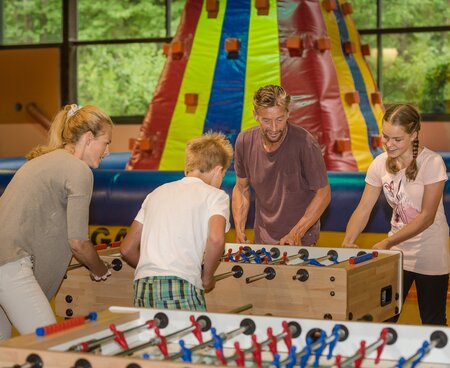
[{"left": 342, "top": 103, "right": 449, "bottom": 325}]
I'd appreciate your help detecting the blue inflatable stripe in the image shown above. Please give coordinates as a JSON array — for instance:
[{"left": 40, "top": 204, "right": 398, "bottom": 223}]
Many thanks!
[
  {"left": 203, "top": 0, "right": 251, "bottom": 148},
  {"left": 1, "top": 170, "right": 449, "bottom": 232},
  {"left": 0, "top": 152, "right": 131, "bottom": 171},
  {"left": 333, "top": 7, "right": 383, "bottom": 158},
  {"left": 2, "top": 151, "right": 449, "bottom": 172}
]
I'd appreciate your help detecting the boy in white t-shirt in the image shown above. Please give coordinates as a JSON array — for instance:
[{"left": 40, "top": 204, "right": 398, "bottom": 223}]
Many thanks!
[
  {"left": 342, "top": 104, "right": 449, "bottom": 325},
  {"left": 120, "top": 132, "right": 233, "bottom": 310}
]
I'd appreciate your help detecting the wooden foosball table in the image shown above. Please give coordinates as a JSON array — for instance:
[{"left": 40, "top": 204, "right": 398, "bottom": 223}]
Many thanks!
[
  {"left": 0, "top": 306, "right": 448, "bottom": 367},
  {"left": 55, "top": 244, "right": 402, "bottom": 322}
]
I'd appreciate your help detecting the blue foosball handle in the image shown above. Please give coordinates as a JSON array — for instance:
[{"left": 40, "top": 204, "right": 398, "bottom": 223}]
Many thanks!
[{"left": 349, "top": 251, "right": 378, "bottom": 265}]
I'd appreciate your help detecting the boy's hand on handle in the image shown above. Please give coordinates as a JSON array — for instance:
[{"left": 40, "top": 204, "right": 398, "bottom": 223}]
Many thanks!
[{"left": 202, "top": 274, "right": 216, "bottom": 293}]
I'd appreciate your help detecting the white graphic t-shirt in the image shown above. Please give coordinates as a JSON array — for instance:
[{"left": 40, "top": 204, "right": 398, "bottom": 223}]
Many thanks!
[{"left": 366, "top": 148, "right": 449, "bottom": 275}]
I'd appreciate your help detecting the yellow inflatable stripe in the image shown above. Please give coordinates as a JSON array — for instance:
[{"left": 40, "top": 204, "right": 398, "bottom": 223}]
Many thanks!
[
  {"left": 241, "top": 0, "right": 281, "bottom": 132},
  {"left": 160, "top": 2, "right": 227, "bottom": 170},
  {"left": 321, "top": 3, "right": 372, "bottom": 171},
  {"left": 343, "top": 6, "right": 384, "bottom": 136}
]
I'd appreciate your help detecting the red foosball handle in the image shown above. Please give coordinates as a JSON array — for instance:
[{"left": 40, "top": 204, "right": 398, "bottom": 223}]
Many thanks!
[{"left": 36, "top": 312, "right": 97, "bottom": 336}]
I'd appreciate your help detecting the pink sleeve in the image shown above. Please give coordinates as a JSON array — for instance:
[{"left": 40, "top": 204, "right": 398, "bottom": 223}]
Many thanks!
[
  {"left": 421, "top": 154, "right": 447, "bottom": 185},
  {"left": 365, "top": 156, "right": 384, "bottom": 187}
]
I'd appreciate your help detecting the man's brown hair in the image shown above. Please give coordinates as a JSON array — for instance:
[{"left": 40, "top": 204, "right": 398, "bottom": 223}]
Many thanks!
[{"left": 253, "top": 85, "right": 291, "bottom": 112}]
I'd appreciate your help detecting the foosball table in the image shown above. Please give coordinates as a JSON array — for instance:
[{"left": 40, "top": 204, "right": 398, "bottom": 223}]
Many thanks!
[
  {"left": 55, "top": 244, "right": 402, "bottom": 322},
  {"left": 0, "top": 306, "right": 448, "bottom": 368}
]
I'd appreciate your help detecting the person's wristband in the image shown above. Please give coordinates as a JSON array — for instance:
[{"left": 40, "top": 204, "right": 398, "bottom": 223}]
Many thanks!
[
  {"left": 92, "top": 269, "right": 111, "bottom": 281},
  {"left": 92, "top": 262, "right": 111, "bottom": 281}
]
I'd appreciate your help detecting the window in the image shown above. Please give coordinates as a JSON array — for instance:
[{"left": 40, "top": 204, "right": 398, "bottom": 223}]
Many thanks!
[
  {"left": 354, "top": 0, "right": 450, "bottom": 119},
  {"left": 1, "top": 1, "right": 448, "bottom": 121},
  {"left": 77, "top": 43, "right": 166, "bottom": 116},
  {"left": 0, "top": 0, "right": 183, "bottom": 121},
  {"left": 1, "top": 0, "right": 62, "bottom": 45},
  {"left": 74, "top": 0, "right": 185, "bottom": 119},
  {"left": 77, "top": 1, "right": 167, "bottom": 40}
]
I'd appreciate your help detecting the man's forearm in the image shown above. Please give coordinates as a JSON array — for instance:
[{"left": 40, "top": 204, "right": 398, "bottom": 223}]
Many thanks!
[
  {"left": 293, "top": 185, "right": 331, "bottom": 237},
  {"left": 232, "top": 185, "right": 250, "bottom": 236}
]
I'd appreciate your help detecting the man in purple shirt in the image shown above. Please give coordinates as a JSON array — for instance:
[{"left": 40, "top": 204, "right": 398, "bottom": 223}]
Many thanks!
[{"left": 232, "top": 85, "right": 331, "bottom": 245}]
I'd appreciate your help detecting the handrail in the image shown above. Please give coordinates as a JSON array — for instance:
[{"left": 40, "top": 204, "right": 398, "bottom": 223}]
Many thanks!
[{"left": 26, "top": 102, "right": 51, "bottom": 131}]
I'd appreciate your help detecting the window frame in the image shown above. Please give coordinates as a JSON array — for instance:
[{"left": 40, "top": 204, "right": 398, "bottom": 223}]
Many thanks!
[
  {"left": 0, "top": 0, "right": 449, "bottom": 122},
  {"left": 358, "top": 0, "right": 450, "bottom": 121},
  {"left": 0, "top": 0, "right": 174, "bottom": 124}
]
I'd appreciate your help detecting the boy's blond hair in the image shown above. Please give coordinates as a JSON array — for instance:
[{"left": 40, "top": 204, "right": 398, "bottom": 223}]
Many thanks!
[{"left": 185, "top": 131, "right": 233, "bottom": 174}]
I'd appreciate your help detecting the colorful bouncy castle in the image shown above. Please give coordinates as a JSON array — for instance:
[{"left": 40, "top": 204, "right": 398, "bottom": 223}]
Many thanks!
[{"left": 127, "top": 0, "right": 384, "bottom": 171}]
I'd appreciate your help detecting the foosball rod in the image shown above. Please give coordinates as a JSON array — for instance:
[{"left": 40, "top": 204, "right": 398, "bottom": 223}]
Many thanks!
[
  {"left": 67, "top": 258, "right": 123, "bottom": 272},
  {"left": 35, "top": 312, "right": 97, "bottom": 337},
  {"left": 231, "top": 247, "right": 281, "bottom": 264},
  {"left": 299, "top": 252, "right": 337, "bottom": 267},
  {"left": 66, "top": 242, "right": 122, "bottom": 271},
  {"left": 227, "top": 304, "right": 253, "bottom": 314},
  {"left": 268, "top": 249, "right": 309, "bottom": 265},
  {"left": 220, "top": 246, "right": 251, "bottom": 261},
  {"left": 337, "top": 327, "right": 397, "bottom": 368},
  {"left": 214, "top": 265, "right": 243, "bottom": 281},
  {"left": 245, "top": 267, "right": 276, "bottom": 284},
  {"left": 278, "top": 325, "right": 349, "bottom": 367},
  {"left": 167, "top": 318, "right": 256, "bottom": 361},
  {"left": 67, "top": 312, "right": 169, "bottom": 352},
  {"left": 116, "top": 315, "right": 211, "bottom": 357},
  {"left": 394, "top": 330, "right": 448, "bottom": 368},
  {"left": 224, "top": 320, "right": 302, "bottom": 364},
  {"left": 7, "top": 354, "right": 42, "bottom": 368}
]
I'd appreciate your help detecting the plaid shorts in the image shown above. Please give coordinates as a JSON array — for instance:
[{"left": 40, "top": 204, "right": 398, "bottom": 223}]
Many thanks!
[{"left": 134, "top": 276, "right": 206, "bottom": 311}]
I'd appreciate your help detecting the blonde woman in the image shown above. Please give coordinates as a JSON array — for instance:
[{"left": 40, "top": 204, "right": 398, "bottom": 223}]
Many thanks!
[{"left": 0, "top": 104, "right": 113, "bottom": 339}]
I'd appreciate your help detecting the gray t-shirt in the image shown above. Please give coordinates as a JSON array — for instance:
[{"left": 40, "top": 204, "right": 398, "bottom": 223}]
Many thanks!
[
  {"left": 0, "top": 149, "right": 93, "bottom": 299},
  {"left": 234, "top": 124, "right": 328, "bottom": 245}
]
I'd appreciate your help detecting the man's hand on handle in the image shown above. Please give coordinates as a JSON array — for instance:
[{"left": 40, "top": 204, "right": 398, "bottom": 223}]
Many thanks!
[{"left": 235, "top": 232, "right": 251, "bottom": 244}]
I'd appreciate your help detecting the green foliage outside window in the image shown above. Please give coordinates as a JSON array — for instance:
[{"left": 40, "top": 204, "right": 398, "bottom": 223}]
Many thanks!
[
  {"left": 1, "top": 0, "right": 185, "bottom": 117},
  {"left": 76, "top": 0, "right": 185, "bottom": 116},
  {"left": 77, "top": 0, "right": 166, "bottom": 40},
  {"left": 2, "top": 0, "right": 61, "bottom": 44},
  {"left": 353, "top": 0, "right": 449, "bottom": 114},
  {"left": 381, "top": 0, "right": 449, "bottom": 28},
  {"left": 77, "top": 43, "right": 166, "bottom": 116},
  {"left": 380, "top": 32, "right": 449, "bottom": 112},
  {"left": 422, "top": 63, "right": 449, "bottom": 114}
]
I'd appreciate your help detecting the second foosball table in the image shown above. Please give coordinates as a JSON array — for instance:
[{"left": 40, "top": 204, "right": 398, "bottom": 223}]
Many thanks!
[{"left": 55, "top": 244, "right": 402, "bottom": 322}]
